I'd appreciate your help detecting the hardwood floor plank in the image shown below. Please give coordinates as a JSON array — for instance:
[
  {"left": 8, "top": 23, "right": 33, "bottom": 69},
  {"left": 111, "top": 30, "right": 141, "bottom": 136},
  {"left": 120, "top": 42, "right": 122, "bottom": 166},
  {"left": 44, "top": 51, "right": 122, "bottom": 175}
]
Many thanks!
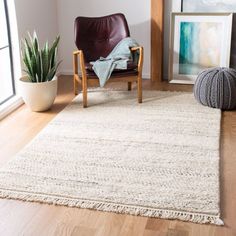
[
  {"left": 145, "top": 218, "right": 170, "bottom": 231},
  {"left": 0, "top": 201, "right": 42, "bottom": 236},
  {"left": 95, "top": 212, "right": 126, "bottom": 236},
  {"left": 143, "top": 229, "right": 166, "bottom": 236},
  {"left": 118, "top": 215, "right": 147, "bottom": 236}
]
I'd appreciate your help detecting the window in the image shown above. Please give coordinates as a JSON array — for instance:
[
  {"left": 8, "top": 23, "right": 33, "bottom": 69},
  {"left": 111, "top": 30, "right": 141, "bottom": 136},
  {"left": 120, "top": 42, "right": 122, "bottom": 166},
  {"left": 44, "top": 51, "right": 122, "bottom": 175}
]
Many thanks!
[{"left": 0, "top": 0, "right": 15, "bottom": 105}]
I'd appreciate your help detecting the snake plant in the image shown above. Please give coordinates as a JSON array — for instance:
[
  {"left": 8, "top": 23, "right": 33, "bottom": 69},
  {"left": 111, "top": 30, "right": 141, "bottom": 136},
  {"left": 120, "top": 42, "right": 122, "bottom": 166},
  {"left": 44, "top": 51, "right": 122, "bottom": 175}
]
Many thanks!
[{"left": 22, "top": 32, "right": 60, "bottom": 83}]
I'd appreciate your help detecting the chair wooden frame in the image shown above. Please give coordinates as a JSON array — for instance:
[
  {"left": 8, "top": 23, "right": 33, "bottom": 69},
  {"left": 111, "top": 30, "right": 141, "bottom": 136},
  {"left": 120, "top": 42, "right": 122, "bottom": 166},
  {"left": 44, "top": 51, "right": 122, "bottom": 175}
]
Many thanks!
[{"left": 73, "top": 46, "right": 144, "bottom": 108}]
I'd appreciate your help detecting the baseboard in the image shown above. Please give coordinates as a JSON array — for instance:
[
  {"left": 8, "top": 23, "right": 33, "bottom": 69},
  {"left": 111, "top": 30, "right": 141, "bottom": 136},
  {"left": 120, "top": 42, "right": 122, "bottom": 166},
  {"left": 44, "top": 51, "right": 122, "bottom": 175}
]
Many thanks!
[
  {"left": 163, "top": 74, "right": 169, "bottom": 81},
  {"left": 0, "top": 96, "right": 24, "bottom": 121},
  {"left": 58, "top": 70, "right": 151, "bottom": 80},
  {"left": 57, "top": 70, "right": 73, "bottom": 76}
]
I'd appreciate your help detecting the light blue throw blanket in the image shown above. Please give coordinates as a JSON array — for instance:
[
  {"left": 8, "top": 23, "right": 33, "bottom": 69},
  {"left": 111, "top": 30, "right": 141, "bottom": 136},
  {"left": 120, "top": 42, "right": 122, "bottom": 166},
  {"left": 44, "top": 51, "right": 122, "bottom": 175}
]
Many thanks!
[{"left": 90, "top": 37, "right": 139, "bottom": 87}]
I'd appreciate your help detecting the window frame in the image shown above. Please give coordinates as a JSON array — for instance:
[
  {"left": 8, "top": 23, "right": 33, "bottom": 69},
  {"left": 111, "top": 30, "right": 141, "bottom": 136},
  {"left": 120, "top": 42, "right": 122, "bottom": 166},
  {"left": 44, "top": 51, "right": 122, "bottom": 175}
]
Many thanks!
[{"left": 0, "top": 0, "right": 16, "bottom": 106}]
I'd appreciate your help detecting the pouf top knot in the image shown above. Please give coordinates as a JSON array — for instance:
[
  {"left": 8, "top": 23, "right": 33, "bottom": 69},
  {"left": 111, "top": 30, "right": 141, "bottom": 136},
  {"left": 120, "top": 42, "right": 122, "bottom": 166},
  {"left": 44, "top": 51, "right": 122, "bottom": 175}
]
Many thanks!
[{"left": 194, "top": 67, "right": 236, "bottom": 110}]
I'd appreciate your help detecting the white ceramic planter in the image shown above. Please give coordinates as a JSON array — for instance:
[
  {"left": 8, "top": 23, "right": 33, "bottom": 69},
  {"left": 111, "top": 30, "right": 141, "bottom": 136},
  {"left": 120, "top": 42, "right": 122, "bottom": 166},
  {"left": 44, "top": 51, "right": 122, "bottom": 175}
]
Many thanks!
[{"left": 19, "top": 76, "right": 58, "bottom": 112}]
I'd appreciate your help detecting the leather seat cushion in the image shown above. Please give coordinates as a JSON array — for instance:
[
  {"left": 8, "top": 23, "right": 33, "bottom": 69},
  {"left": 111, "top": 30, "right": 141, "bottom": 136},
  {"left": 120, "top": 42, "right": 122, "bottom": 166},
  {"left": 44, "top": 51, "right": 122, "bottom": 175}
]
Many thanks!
[
  {"left": 85, "top": 61, "right": 137, "bottom": 71},
  {"left": 85, "top": 61, "right": 138, "bottom": 78},
  {"left": 86, "top": 69, "right": 138, "bottom": 78}
]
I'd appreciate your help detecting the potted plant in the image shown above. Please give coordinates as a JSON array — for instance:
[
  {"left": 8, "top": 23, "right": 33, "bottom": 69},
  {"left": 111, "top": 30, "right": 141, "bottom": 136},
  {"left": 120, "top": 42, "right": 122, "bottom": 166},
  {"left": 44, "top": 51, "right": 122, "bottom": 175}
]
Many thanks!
[{"left": 20, "top": 32, "right": 60, "bottom": 112}]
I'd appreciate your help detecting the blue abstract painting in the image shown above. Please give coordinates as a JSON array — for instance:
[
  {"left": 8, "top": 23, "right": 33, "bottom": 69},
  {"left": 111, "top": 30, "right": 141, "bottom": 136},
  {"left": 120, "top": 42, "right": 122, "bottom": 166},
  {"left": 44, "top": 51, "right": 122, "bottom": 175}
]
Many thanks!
[{"left": 179, "top": 22, "right": 221, "bottom": 75}]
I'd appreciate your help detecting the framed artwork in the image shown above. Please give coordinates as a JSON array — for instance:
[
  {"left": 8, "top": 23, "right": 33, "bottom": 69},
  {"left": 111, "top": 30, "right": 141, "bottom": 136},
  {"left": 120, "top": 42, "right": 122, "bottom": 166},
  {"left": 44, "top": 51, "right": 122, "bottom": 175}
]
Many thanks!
[
  {"left": 181, "top": 0, "right": 236, "bottom": 71},
  {"left": 182, "top": 0, "right": 236, "bottom": 12},
  {"left": 169, "top": 13, "right": 233, "bottom": 84}
]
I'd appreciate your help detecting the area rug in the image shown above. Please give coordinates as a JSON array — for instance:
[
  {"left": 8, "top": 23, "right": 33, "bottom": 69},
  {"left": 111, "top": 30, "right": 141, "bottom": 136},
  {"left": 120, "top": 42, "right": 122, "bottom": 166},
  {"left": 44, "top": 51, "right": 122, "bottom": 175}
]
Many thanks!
[{"left": 0, "top": 90, "right": 223, "bottom": 225}]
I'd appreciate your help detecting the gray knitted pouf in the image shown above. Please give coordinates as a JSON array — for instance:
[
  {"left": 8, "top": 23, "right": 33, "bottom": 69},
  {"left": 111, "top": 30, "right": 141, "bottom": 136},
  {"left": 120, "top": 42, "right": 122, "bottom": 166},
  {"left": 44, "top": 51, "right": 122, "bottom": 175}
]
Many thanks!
[{"left": 194, "top": 67, "right": 236, "bottom": 110}]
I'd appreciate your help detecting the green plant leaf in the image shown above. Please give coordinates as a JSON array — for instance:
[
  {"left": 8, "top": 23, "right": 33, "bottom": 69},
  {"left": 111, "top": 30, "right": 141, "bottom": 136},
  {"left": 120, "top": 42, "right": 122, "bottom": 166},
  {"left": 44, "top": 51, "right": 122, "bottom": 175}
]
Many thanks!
[
  {"left": 21, "top": 33, "right": 60, "bottom": 83},
  {"left": 49, "top": 36, "right": 60, "bottom": 67}
]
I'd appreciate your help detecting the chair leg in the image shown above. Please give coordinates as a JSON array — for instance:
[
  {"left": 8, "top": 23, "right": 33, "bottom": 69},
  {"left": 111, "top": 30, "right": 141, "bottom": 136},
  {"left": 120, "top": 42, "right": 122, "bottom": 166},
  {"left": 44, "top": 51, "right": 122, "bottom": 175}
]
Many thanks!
[
  {"left": 74, "top": 75, "right": 79, "bottom": 95},
  {"left": 138, "top": 76, "right": 142, "bottom": 103},
  {"left": 128, "top": 82, "right": 132, "bottom": 91},
  {"left": 82, "top": 75, "right": 88, "bottom": 108}
]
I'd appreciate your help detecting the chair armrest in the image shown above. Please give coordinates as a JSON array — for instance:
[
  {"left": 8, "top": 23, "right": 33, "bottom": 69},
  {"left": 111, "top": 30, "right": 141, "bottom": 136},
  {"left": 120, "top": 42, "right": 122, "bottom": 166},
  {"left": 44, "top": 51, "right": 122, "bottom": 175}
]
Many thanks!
[
  {"left": 73, "top": 50, "right": 82, "bottom": 56},
  {"left": 131, "top": 46, "right": 144, "bottom": 74},
  {"left": 131, "top": 46, "right": 142, "bottom": 52}
]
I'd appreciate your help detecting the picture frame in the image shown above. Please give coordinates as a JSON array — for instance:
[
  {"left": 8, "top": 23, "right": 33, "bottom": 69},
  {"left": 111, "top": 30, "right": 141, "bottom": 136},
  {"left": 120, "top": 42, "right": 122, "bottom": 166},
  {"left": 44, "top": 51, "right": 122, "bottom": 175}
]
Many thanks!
[
  {"left": 181, "top": 0, "right": 236, "bottom": 13},
  {"left": 181, "top": 0, "right": 236, "bottom": 75},
  {"left": 169, "top": 13, "right": 233, "bottom": 84}
]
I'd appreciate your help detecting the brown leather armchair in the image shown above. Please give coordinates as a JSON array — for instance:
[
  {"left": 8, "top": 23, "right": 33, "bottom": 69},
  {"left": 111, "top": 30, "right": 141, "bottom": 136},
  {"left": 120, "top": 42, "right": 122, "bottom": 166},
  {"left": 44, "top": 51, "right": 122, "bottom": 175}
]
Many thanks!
[{"left": 73, "top": 13, "right": 143, "bottom": 108}]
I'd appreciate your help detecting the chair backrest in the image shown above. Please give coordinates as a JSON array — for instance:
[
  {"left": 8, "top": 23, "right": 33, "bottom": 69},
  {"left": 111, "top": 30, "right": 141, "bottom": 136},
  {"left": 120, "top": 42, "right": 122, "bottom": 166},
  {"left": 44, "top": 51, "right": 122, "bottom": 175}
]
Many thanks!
[{"left": 74, "top": 13, "right": 130, "bottom": 63}]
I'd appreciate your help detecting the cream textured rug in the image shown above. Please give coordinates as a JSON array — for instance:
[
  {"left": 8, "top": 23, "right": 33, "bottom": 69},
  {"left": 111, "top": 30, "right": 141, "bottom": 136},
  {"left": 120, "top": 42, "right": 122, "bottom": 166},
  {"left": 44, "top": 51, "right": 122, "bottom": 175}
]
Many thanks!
[{"left": 0, "top": 90, "right": 223, "bottom": 225}]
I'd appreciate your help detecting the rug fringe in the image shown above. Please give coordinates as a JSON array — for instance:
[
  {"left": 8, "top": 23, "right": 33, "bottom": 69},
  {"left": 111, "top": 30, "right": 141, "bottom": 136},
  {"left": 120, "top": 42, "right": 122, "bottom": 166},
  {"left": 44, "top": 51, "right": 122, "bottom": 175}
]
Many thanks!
[{"left": 0, "top": 190, "right": 224, "bottom": 225}]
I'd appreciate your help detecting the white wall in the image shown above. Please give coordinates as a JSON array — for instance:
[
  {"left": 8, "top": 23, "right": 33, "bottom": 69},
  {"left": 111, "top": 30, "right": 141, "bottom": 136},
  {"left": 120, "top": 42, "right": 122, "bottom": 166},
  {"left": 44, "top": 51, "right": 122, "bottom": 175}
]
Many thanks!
[
  {"left": 13, "top": 0, "right": 180, "bottom": 80},
  {"left": 14, "top": 0, "right": 59, "bottom": 48},
  {"left": 57, "top": 0, "right": 151, "bottom": 78},
  {"left": 3, "top": 0, "right": 59, "bottom": 92}
]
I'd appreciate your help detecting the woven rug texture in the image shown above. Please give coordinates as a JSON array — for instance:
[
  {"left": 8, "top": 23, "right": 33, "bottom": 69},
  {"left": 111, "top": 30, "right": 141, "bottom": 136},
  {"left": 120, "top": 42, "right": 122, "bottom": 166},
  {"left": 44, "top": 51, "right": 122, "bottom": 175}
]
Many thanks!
[{"left": 0, "top": 90, "right": 222, "bottom": 225}]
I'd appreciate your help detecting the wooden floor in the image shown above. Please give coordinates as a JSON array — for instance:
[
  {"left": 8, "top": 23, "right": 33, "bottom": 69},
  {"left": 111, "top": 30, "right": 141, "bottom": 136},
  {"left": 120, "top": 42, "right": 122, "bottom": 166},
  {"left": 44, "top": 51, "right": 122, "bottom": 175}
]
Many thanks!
[{"left": 0, "top": 76, "right": 235, "bottom": 236}]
